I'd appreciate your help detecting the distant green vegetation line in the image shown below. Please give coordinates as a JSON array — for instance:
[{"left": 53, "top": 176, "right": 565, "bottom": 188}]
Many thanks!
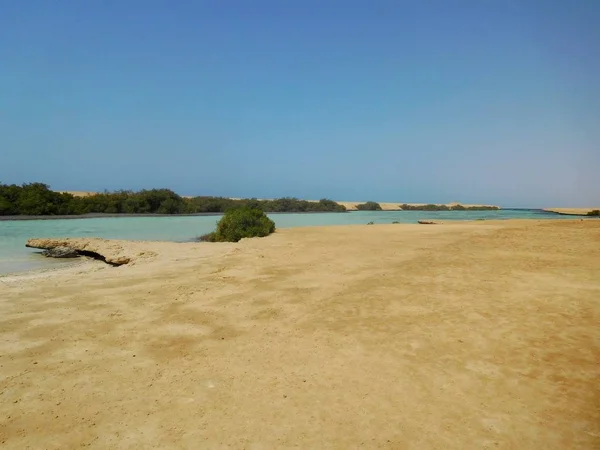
[
  {"left": 399, "top": 203, "right": 499, "bottom": 211},
  {"left": 356, "top": 201, "right": 383, "bottom": 211},
  {"left": 352, "top": 201, "right": 498, "bottom": 211},
  {"left": 0, "top": 182, "right": 347, "bottom": 216}
]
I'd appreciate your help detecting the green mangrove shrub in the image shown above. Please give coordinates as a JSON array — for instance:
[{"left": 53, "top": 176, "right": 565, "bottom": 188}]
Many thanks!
[
  {"left": 356, "top": 201, "right": 382, "bottom": 211},
  {"left": 0, "top": 182, "right": 348, "bottom": 216},
  {"left": 201, "top": 207, "right": 276, "bottom": 242}
]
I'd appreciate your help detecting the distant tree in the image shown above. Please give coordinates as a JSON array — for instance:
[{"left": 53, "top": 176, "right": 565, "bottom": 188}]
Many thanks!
[
  {"left": 14, "top": 183, "right": 76, "bottom": 215},
  {"left": 0, "top": 195, "right": 16, "bottom": 215},
  {"left": 0, "top": 183, "right": 21, "bottom": 203},
  {"left": 245, "top": 198, "right": 263, "bottom": 211},
  {"left": 187, "top": 196, "right": 236, "bottom": 213},
  {"left": 187, "top": 196, "right": 346, "bottom": 213},
  {"left": 122, "top": 196, "right": 147, "bottom": 214},
  {"left": 157, "top": 198, "right": 182, "bottom": 214},
  {"left": 422, "top": 203, "right": 448, "bottom": 211},
  {"left": 356, "top": 201, "right": 382, "bottom": 211},
  {"left": 400, "top": 203, "right": 497, "bottom": 211},
  {"left": 317, "top": 199, "right": 346, "bottom": 212},
  {"left": 0, "top": 181, "right": 348, "bottom": 216}
]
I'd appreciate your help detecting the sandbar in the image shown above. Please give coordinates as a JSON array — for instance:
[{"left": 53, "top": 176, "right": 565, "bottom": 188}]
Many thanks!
[{"left": 543, "top": 207, "right": 600, "bottom": 216}]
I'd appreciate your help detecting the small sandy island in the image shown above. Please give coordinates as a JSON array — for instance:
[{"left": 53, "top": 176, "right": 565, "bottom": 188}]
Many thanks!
[
  {"left": 334, "top": 201, "right": 498, "bottom": 211},
  {"left": 543, "top": 207, "right": 600, "bottom": 216},
  {"left": 1, "top": 220, "right": 599, "bottom": 448}
]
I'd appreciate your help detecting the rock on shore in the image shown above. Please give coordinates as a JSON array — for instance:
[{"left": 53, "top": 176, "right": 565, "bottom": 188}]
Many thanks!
[
  {"left": 26, "top": 238, "right": 137, "bottom": 265},
  {"left": 41, "top": 246, "right": 80, "bottom": 258}
]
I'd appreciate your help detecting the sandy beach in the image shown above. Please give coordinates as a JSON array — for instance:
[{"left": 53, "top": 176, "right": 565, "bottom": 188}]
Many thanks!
[{"left": 1, "top": 220, "right": 599, "bottom": 448}]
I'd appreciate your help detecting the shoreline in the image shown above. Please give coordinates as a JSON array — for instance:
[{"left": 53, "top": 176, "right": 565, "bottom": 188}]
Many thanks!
[
  {"left": 0, "top": 218, "right": 588, "bottom": 279},
  {"left": 0, "top": 215, "right": 585, "bottom": 276},
  {"left": 0, "top": 257, "right": 100, "bottom": 282},
  {"left": 0, "top": 212, "right": 223, "bottom": 221},
  {"left": 2, "top": 219, "right": 599, "bottom": 448},
  {"left": 0, "top": 210, "right": 351, "bottom": 221},
  {"left": 0, "top": 209, "right": 500, "bottom": 222},
  {"left": 0, "top": 209, "right": 570, "bottom": 222},
  {"left": 2, "top": 208, "right": 574, "bottom": 223}
]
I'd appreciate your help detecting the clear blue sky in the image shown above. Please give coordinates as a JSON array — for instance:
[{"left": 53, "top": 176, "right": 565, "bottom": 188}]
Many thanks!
[{"left": 1, "top": 0, "right": 598, "bottom": 207}]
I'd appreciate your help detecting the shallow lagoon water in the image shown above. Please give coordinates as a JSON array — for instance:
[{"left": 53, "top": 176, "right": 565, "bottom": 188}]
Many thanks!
[{"left": 0, "top": 209, "right": 565, "bottom": 275}]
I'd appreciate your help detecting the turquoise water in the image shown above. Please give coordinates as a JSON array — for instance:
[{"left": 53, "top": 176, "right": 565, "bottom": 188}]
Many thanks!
[{"left": 0, "top": 209, "right": 564, "bottom": 275}]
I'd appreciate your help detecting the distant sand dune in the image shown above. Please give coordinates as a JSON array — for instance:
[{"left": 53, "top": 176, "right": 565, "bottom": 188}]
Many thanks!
[{"left": 60, "top": 191, "right": 97, "bottom": 197}]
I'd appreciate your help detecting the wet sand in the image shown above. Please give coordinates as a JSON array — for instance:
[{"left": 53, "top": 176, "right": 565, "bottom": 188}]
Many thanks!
[{"left": 1, "top": 220, "right": 599, "bottom": 448}]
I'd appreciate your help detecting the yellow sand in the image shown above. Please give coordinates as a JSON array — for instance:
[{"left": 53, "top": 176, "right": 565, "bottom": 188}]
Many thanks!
[
  {"left": 543, "top": 207, "right": 600, "bottom": 216},
  {"left": 1, "top": 220, "right": 599, "bottom": 448},
  {"left": 59, "top": 191, "right": 97, "bottom": 197}
]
